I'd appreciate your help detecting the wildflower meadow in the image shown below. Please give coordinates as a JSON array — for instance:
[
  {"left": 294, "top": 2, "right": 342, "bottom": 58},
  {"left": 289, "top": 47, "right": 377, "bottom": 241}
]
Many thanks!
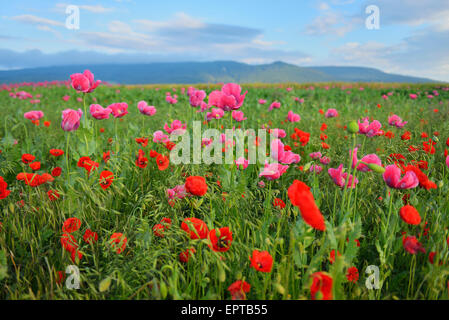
[{"left": 0, "top": 74, "right": 449, "bottom": 301}]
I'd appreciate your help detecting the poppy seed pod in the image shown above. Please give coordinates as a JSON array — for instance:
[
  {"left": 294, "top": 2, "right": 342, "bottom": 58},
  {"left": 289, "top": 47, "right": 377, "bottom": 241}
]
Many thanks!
[
  {"left": 347, "top": 120, "right": 359, "bottom": 134},
  {"left": 367, "top": 163, "right": 386, "bottom": 173}
]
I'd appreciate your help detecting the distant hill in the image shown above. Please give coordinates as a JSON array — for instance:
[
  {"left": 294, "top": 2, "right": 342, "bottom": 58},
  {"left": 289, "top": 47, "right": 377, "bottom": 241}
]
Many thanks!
[{"left": 0, "top": 61, "right": 438, "bottom": 84}]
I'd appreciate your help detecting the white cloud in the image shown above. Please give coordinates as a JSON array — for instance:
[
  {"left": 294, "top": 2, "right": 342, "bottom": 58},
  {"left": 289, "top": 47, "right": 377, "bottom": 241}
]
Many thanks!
[
  {"left": 55, "top": 3, "right": 115, "bottom": 14},
  {"left": 11, "top": 14, "right": 64, "bottom": 27}
]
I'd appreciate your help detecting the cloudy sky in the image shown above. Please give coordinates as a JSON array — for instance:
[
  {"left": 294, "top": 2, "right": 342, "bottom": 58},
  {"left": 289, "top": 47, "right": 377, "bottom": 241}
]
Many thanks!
[{"left": 1, "top": 0, "right": 448, "bottom": 81}]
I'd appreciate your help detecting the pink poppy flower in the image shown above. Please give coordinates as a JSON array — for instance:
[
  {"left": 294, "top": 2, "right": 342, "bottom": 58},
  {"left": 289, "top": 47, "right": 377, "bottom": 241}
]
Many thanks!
[
  {"left": 382, "top": 165, "right": 419, "bottom": 189},
  {"left": 189, "top": 89, "right": 206, "bottom": 107},
  {"left": 164, "top": 120, "right": 186, "bottom": 135},
  {"left": 89, "top": 104, "right": 111, "bottom": 120},
  {"left": 24, "top": 110, "right": 44, "bottom": 121},
  {"left": 325, "top": 108, "right": 338, "bottom": 118},
  {"left": 270, "top": 139, "right": 300, "bottom": 164},
  {"left": 62, "top": 95, "right": 70, "bottom": 101},
  {"left": 358, "top": 117, "right": 382, "bottom": 137},
  {"left": 206, "top": 108, "right": 225, "bottom": 121},
  {"left": 270, "top": 129, "right": 286, "bottom": 138},
  {"left": 137, "top": 101, "right": 157, "bottom": 116},
  {"left": 232, "top": 111, "right": 247, "bottom": 122},
  {"left": 309, "top": 152, "right": 322, "bottom": 159},
  {"left": 259, "top": 162, "right": 289, "bottom": 180},
  {"left": 320, "top": 156, "right": 331, "bottom": 165},
  {"left": 388, "top": 115, "right": 407, "bottom": 128},
  {"left": 409, "top": 94, "right": 418, "bottom": 99},
  {"left": 107, "top": 102, "right": 128, "bottom": 118},
  {"left": 328, "top": 164, "right": 358, "bottom": 188},
  {"left": 446, "top": 155, "right": 449, "bottom": 169},
  {"left": 310, "top": 164, "right": 323, "bottom": 174},
  {"left": 287, "top": 110, "right": 301, "bottom": 122},
  {"left": 61, "top": 108, "right": 83, "bottom": 131},
  {"left": 166, "top": 95, "right": 178, "bottom": 104},
  {"left": 201, "top": 138, "right": 213, "bottom": 147},
  {"left": 70, "top": 70, "right": 101, "bottom": 93},
  {"left": 268, "top": 101, "right": 281, "bottom": 111},
  {"left": 208, "top": 83, "right": 247, "bottom": 111},
  {"left": 153, "top": 131, "right": 169, "bottom": 143},
  {"left": 235, "top": 157, "right": 249, "bottom": 170},
  {"left": 258, "top": 99, "right": 267, "bottom": 105}
]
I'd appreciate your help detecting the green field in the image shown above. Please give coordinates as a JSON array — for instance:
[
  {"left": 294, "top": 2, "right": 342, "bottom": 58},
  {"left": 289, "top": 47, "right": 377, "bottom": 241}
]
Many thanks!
[{"left": 0, "top": 80, "right": 448, "bottom": 300}]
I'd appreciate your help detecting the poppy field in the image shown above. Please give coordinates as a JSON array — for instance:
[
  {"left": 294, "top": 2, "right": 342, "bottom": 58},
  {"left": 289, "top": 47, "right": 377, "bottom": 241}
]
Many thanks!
[{"left": 1, "top": 73, "right": 449, "bottom": 300}]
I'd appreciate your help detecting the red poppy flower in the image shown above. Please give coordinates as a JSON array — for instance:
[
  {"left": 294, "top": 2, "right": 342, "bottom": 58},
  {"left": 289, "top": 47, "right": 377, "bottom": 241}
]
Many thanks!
[
  {"left": 83, "top": 229, "right": 98, "bottom": 244},
  {"left": 320, "top": 123, "right": 327, "bottom": 131},
  {"left": 249, "top": 250, "right": 273, "bottom": 273},
  {"left": 110, "top": 233, "right": 127, "bottom": 254},
  {"left": 60, "top": 233, "right": 78, "bottom": 252},
  {"left": 293, "top": 128, "right": 310, "bottom": 146},
  {"left": 51, "top": 167, "right": 62, "bottom": 177},
  {"left": 329, "top": 249, "right": 342, "bottom": 264},
  {"left": 399, "top": 205, "right": 421, "bottom": 225},
  {"left": 62, "top": 217, "right": 81, "bottom": 233},
  {"left": 99, "top": 170, "right": 114, "bottom": 190},
  {"left": 56, "top": 271, "right": 66, "bottom": 285},
  {"left": 228, "top": 280, "right": 251, "bottom": 300},
  {"left": 135, "top": 137, "right": 149, "bottom": 147},
  {"left": 402, "top": 235, "right": 426, "bottom": 254},
  {"left": 149, "top": 150, "right": 159, "bottom": 158},
  {"left": 273, "top": 198, "right": 286, "bottom": 209},
  {"left": 346, "top": 267, "right": 359, "bottom": 283},
  {"left": 384, "top": 131, "right": 394, "bottom": 139},
  {"left": 153, "top": 224, "right": 166, "bottom": 237},
  {"left": 70, "top": 249, "right": 83, "bottom": 263},
  {"left": 164, "top": 141, "right": 176, "bottom": 151},
  {"left": 422, "top": 139, "right": 436, "bottom": 154},
  {"left": 29, "top": 161, "right": 41, "bottom": 171},
  {"left": 185, "top": 176, "right": 208, "bottom": 196},
  {"left": 310, "top": 272, "right": 333, "bottom": 300},
  {"left": 135, "top": 149, "right": 148, "bottom": 168},
  {"left": 103, "top": 151, "right": 111, "bottom": 164},
  {"left": 44, "top": 121, "right": 51, "bottom": 127},
  {"left": 21, "top": 153, "right": 35, "bottom": 164},
  {"left": 77, "top": 156, "right": 99, "bottom": 174},
  {"left": 181, "top": 217, "right": 209, "bottom": 239},
  {"left": 403, "top": 165, "right": 436, "bottom": 190},
  {"left": 179, "top": 248, "right": 196, "bottom": 263},
  {"left": 288, "top": 180, "right": 326, "bottom": 231},
  {"left": 0, "top": 177, "right": 11, "bottom": 200},
  {"left": 47, "top": 189, "right": 60, "bottom": 201},
  {"left": 401, "top": 131, "right": 411, "bottom": 140},
  {"left": 50, "top": 149, "right": 64, "bottom": 157},
  {"left": 160, "top": 217, "right": 172, "bottom": 227},
  {"left": 421, "top": 132, "right": 428, "bottom": 138},
  {"left": 156, "top": 154, "right": 170, "bottom": 171},
  {"left": 208, "top": 227, "right": 233, "bottom": 252}
]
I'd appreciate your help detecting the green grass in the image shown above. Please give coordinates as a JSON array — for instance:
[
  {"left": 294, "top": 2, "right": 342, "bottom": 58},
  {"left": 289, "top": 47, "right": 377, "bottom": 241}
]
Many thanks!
[{"left": 0, "top": 82, "right": 449, "bottom": 300}]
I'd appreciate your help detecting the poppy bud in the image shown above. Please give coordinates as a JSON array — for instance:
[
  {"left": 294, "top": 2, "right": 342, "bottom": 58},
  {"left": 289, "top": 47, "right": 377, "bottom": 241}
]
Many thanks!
[
  {"left": 218, "top": 265, "right": 226, "bottom": 283},
  {"left": 438, "top": 180, "right": 444, "bottom": 188},
  {"left": 367, "top": 163, "right": 385, "bottom": 173},
  {"left": 432, "top": 136, "right": 439, "bottom": 142},
  {"left": 303, "top": 162, "right": 313, "bottom": 172},
  {"left": 347, "top": 121, "right": 359, "bottom": 134}
]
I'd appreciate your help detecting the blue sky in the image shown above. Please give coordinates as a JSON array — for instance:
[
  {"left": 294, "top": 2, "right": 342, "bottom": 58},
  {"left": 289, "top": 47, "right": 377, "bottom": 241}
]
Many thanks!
[{"left": 1, "top": 0, "right": 449, "bottom": 81}]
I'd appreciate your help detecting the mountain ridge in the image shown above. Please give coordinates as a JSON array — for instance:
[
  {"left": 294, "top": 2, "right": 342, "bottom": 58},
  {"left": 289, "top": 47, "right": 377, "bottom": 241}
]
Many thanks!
[{"left": 0, "top": 61, "right": 439, "bottom": 84}]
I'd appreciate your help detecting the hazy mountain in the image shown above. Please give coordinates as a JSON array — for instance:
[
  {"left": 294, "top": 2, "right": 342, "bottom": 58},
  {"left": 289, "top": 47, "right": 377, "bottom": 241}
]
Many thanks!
[{"left": 0, "top": 61, "right": 437, "bottom": 84}]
